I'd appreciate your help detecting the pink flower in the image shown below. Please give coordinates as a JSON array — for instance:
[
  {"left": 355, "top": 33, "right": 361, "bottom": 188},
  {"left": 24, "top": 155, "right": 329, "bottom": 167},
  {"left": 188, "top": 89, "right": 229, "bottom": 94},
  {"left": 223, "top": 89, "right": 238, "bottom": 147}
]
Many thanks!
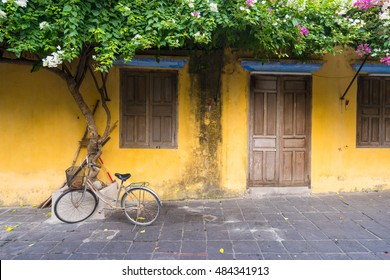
[
  {"left": 356, "top": 43, "right": 371, "bottom": 57},
  {"left": 299, "top": 26, "right": 309, "bottom": 36},
  {"left": 191, "top": 11, "right": 200, "bottom": 17},
  {"left": 353, "top": 0, "right": 380, "bottom": 10},
  {"left": 380, "top": 57, "right": 390, "bottom": 65},
  {"left": 246, "top": 0, "right": 257, "bottom": 8},
  {"left": 297, "top": 24, "right": 309, "bottom": 36}
]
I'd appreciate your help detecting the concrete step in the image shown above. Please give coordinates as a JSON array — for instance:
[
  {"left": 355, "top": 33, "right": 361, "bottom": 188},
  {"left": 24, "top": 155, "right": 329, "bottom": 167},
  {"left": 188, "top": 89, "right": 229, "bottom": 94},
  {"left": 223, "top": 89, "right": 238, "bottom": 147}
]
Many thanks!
[{"left": 246, "top": 186, "right": 311, "bottom": 197}]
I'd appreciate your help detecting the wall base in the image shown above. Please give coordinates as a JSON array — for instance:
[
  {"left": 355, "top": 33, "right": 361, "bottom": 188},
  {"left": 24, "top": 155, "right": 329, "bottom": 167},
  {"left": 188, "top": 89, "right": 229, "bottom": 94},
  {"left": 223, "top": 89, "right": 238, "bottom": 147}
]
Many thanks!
[{"left": 246, "top": 187, "right": 311, "bottom": 197}]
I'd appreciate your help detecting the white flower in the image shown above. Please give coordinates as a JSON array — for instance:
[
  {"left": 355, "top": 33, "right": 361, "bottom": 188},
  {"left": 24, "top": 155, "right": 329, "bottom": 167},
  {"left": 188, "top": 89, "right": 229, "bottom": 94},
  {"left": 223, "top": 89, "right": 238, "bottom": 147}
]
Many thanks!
[
  {"left": 133, "top": 34, "right": 142, "bottom": 45},
  {"left": 210, "top": 3, "right": 218, "bottom": 12},
  {"left": 0, "top": 9, "right": 6, "bottom": 18},
  {"left": 2, "top": 0, "right": 8, "bottom": 3},
  {"left": 188, "top": 0, "right": 195, "bottom": 9},
  {"left": 39, "top": 21, "right": 49, "bottom": 30},
  {"left": 15, "top": 0, "right": 28, "bottom": 7},
  {"left": 42, "top": 46, "right": 64, "bottom": 68}
]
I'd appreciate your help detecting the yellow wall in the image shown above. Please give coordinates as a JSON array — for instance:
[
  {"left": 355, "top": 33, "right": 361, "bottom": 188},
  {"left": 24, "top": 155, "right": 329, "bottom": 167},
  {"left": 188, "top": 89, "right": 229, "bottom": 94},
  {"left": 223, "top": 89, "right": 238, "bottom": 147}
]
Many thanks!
[
  {"left": 1, "top": 51, "right": 390, "bottom": 206},
  {"left": 0, "top": 56, "right": 247, "bottom": 206},
  {"left": 0, "top": 64, "right": 85, "bottom": 206},
  {"left": 220, "top": 51, "right": 249, "bottom": 195},
  {"left": 311, "top": 52, "right": 390, "bottom": 193}
]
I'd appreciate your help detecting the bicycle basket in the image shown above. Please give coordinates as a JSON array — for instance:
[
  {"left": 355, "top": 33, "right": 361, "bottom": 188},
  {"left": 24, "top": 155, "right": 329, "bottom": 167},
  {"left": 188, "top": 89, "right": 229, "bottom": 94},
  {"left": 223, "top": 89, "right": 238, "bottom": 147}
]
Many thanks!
[{"left": 65, "top": 166, "right": 85, "bottom": 189}]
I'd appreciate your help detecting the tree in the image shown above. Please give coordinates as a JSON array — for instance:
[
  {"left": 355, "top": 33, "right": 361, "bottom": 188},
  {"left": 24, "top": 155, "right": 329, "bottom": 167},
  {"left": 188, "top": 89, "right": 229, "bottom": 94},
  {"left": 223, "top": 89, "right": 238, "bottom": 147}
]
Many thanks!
[{"left": 1, "top": 0, "right": 389, "bottom": 179}]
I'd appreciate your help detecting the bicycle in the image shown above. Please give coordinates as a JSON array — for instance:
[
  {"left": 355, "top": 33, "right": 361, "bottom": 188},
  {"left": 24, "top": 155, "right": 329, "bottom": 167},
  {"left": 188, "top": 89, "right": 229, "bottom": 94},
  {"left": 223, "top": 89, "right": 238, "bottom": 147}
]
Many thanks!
[{"left": 53, "top": 156, "right": 162, "bottom": 226}]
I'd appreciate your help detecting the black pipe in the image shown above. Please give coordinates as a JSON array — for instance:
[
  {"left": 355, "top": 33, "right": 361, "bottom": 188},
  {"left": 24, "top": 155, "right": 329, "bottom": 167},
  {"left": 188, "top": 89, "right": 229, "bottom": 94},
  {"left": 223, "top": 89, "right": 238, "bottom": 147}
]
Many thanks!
[{"left": 340, "top": 54, "right": 369, "bottom": 100}]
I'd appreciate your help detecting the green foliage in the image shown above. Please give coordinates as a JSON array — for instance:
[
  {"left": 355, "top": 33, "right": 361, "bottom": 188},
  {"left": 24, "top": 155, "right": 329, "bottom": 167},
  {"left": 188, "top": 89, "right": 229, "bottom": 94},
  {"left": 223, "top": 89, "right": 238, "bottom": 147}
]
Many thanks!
[{"left": 0, "top": 0, "right": 389, "bottom": 72}]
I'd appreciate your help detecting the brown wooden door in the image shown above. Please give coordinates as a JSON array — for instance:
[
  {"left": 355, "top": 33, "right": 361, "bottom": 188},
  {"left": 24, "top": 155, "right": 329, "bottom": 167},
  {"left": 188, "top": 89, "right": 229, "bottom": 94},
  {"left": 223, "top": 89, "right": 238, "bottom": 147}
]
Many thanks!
[{"left": 249, "top": 75, "right": 311, "bottom": 187}]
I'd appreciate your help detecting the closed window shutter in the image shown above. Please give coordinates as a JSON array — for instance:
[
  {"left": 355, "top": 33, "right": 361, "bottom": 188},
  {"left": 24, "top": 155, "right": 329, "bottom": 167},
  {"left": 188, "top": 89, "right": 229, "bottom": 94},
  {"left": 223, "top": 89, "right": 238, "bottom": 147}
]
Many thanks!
[
  {"left": 357, "top": 76, "right": 390, "bottom": 147},
  {"left": 150, "top": 72, "right": 177, "bottom": 148},
  {"left": 120, "top": 70, "right": 177, "bottom": 148},
  {"left": 384, "top": 79, "right": 390, "bottom": 146}
]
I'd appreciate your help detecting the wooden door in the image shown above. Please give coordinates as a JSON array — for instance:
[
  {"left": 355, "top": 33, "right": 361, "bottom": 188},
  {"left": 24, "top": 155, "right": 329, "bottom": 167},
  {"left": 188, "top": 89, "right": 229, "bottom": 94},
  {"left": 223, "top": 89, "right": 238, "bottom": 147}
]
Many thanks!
[{"left": 249, "top": 75, "right": 311, "bottom": 187}]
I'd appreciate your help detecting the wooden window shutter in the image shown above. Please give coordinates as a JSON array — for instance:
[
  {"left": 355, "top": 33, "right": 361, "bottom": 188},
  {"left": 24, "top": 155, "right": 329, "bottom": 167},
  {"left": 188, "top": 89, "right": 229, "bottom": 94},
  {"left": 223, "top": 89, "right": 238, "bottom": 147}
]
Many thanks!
[
  {"left": 357, "top": 76, "right": 390, "bottom": 147},
  {"left": 150, "top": 72, "right": 177, "bottom": 148},
  {"left": 120, "top": 70, "right": 178, "bottom": 148},
  {"left": 384, "top": 79, "right": 390, "bottom": 146},
  {"left": 120, "top": 71, "right": 148, "bottom": 148}
]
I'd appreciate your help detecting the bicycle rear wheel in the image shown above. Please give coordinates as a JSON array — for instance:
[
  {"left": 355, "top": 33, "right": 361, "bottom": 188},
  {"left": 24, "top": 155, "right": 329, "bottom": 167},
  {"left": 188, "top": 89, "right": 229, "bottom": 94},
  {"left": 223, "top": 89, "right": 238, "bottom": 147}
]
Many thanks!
[
  {"left": 54, "top": 189, "right": 98, "bottom": 223},
  {"left": 121, "top": 187, "right": 161, "bottom": 226}
]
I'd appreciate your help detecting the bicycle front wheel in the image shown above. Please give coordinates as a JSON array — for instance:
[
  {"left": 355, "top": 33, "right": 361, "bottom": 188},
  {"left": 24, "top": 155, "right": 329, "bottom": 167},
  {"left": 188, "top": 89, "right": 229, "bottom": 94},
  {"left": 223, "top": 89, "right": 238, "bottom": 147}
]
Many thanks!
[
  {"left": 121, "top": 187, "right": 161, "bottom": 226},
  {"left": 54, "top": 189, "right": 98, "bottom": 223}
]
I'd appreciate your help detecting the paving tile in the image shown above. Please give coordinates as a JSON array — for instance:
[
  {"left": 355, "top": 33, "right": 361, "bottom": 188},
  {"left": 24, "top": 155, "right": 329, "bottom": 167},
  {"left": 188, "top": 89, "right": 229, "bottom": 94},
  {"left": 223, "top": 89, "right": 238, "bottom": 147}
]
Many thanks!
[
  {"left": 347, "top": 253, "right": 381, "bottom": 260},
  {"left": 76, "top": 241, "right": 108, "bottom": 253},
  {"left": 232, "top": 241, "right": 261, "bottom": 254},
  {"left": 290, "top": 253, "right": 322, "bottom": 260},
  {"left": 207, "top": 240, "right": 233, "bottom": 255},
  {"left": 159, "top": 229, "right": 183, "bottom": 241},
  {"left": 97, "top": 253, "right": 125, "bottom": 260},
  {"left": 124, "top": 253, "right": 152, "bottom": 260},
  {"left": 234, "top": 253, "right": 263, "bottom": 260},
  {"left": 281, "top": 240, "right": 315, "bottom": 254},
  {"left": 101, "top": 241, "right": 132, "bottom": 254},
  {"left": 129, "top": 241, "right": 157, "bottom": 254},
  {"left": 257, "top": 241, "right": 287, "bottom": 253},
  {"left": 181, "top": 241, "right": 207, "bottom": 254},
  {"left": 50, "top": 241, "right": 82, "bottom": 254},
  {"left": 320, "top": 253, "right": 351, "bottom": 260},
  {"left": 183, "top": 230, "right": 206, "bottom": 241},
  {"left": 155, "top": 240, "right": 181, "bottom": 254},
  {"left": 206, "top": 229, "right": 230, "bottom": 240},
  {"left": 262, "top": 253, "right": 292, "bottom": 260},
  {"left": 68, "top": 253, "right": 100, "bottom": 260},
  {"left": 334, "top": 240, "right": 369, "bottom": 253},
  {"left": 358, "top": 240, "right": 390, "bottom": 253},
  {"left": 207, "top": 253, "right": 235, "bottom": 260},
  {"left": 22, "top": 241, "right": 58, "bottom": 254},
  {"left": 228, "top": 229, "right": 256, "bottom": 240},
  {"left": 13, "top": 254, "right": 44, "bottom": 260},
  {"left": 306, "top": 240, "right": 343, "bottom": 253},
  {"left": 152, "top": 252, "right": 181, "bottom": 260}
]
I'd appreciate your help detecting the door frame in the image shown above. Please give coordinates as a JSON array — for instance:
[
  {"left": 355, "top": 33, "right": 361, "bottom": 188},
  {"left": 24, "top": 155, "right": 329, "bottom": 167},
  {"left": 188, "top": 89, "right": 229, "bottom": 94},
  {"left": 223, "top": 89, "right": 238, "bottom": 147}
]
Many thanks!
[{"left": 247, "top": 73, "right": 312, "bottom": 188}]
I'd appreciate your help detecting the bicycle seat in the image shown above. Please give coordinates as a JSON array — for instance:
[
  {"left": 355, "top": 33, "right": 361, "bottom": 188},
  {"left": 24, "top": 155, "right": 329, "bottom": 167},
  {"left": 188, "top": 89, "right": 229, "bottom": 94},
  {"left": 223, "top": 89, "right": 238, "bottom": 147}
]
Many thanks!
[{"left": 115, "top": 173, "right": 131, "bottom": 181}]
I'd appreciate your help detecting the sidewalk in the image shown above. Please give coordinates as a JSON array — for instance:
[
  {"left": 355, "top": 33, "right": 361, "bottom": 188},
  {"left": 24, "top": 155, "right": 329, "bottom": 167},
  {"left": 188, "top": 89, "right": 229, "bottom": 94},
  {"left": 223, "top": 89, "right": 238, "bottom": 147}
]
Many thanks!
[{"left": 1, "top": 190, "right": 390, "bottom": 260}]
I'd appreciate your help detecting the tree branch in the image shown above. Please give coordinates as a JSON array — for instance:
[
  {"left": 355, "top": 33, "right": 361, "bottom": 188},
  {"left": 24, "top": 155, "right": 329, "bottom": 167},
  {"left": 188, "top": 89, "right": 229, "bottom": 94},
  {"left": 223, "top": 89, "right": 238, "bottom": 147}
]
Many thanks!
[{"left": 88, "top": 65, "right": 112, "bottom": 148}]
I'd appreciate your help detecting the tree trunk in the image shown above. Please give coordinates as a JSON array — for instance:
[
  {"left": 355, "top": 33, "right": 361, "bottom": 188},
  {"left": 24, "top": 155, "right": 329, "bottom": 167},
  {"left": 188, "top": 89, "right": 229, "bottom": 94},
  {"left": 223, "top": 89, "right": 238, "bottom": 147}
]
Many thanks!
[{"left": 66, "top": 76, "right": 101, "bottom": 179}]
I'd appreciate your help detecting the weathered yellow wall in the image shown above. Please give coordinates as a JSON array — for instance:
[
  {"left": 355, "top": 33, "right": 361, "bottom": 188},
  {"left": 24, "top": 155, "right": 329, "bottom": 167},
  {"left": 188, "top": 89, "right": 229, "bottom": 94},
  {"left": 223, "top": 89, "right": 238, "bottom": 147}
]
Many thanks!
[
  {"left": 311, "top": 52, "right": 390, "bottom": 193},
  {"left": 0, "top": 64, "right": 85, "bottom": 206},
  {"left": 0, "top": 56, "right": 243, "bottom": 206},
  {"left": 220, "top": 51, "right": 249, "bottom": 196}
]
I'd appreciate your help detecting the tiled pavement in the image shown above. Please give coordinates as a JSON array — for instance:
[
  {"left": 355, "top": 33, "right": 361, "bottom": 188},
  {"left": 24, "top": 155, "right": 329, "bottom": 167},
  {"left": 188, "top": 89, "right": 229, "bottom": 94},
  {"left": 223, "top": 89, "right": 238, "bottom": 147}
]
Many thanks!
[{"left": 1, "top": 190, "right": 390, "bottom": 260}]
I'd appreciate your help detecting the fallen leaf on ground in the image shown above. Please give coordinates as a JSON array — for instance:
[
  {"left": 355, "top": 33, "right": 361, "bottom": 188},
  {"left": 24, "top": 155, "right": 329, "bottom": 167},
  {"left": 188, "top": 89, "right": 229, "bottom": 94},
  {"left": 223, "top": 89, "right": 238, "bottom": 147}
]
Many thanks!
[{"left": 219, "top": 248, "right": 224, "bottom": 254}]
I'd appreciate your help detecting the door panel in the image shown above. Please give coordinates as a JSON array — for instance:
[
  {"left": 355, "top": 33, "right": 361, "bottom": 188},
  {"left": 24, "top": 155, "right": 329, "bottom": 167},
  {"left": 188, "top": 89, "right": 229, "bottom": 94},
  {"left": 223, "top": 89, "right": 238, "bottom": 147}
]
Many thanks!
[
  {"left": 249, "top": 75, "right": 311, "bottom": 187},
  {"left": 249, "top": 77, "right": 278, "bottom": 185}
]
